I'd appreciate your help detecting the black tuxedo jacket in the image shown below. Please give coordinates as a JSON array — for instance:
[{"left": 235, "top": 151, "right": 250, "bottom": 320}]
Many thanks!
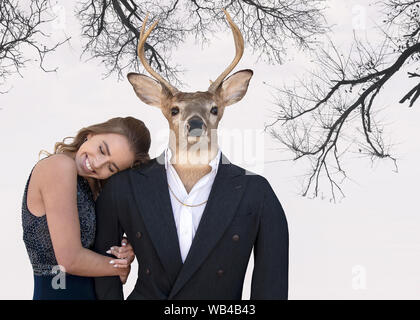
[{"left": 94, "top": 152, "right": 289, "bottom": 300}]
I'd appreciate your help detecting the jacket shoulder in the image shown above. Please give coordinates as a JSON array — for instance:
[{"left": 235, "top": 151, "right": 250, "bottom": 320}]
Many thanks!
[
  {"left": 101, "top": 158, "right": 157, "bottom": 190},
  {"left": 226, "top": 162, "right": 272, "bottom": 194},
  {"left": 230, "top": 163, "right": 269, "bottom": 186},
  {"left": 131, "top": 157, "right": 159, "bottom": 174}
]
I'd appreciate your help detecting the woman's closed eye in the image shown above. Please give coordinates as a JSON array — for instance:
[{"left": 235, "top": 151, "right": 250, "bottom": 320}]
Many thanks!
[{"left": 99, "top": 145, "right": 115, "bottom": 173}]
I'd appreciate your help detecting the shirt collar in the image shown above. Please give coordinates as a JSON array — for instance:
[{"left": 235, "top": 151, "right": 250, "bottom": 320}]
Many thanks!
[{"left": 164, "top": 147, "right": 221, "bottom": 173}]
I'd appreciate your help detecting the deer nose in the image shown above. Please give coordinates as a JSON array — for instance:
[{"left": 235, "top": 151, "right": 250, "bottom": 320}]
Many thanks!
[{"left": 187, "top": 116, "right": 204, "bottom": 136}]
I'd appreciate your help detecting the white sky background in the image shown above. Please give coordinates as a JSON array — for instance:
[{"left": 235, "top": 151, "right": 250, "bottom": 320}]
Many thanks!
[{"left": 1, "top": 0, "right": 419, "bottom": 299}]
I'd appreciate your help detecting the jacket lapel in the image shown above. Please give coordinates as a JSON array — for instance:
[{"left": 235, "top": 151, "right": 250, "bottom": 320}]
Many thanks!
[
  {"left": 129, "top": 152, "right": 183, "bottom": 286},
  {"left": 168, "top": 153, "right": 245, "bottom": 299}
]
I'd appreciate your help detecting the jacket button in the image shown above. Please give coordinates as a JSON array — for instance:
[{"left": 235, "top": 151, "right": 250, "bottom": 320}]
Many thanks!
[
  {"left": 217, "top": 269, "right": 224, "bottom": 277},
  {"left": 136, "top": 231, "right": 142, "bottom": 239},
  {"left": 146, "top": 268, "right": 151, "bottom": 275},
  {"left": 232, "top": 234, "right": 240, "bottom": 241}
]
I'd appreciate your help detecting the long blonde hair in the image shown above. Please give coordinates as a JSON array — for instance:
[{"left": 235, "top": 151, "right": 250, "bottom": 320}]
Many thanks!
[{"left": 40, "top": 117, "right": 151, "bottom": 196}]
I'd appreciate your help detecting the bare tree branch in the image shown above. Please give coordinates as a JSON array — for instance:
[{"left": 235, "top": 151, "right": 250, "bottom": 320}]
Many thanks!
[
  {"left": 266, "top": 1, "right": 419, "bottom": 201},
  {"left": 0, "top": 0, "right": 70, "bottom": 92},
  {"left": 76, "top": 0, "right": 328, "bottom": 85}
]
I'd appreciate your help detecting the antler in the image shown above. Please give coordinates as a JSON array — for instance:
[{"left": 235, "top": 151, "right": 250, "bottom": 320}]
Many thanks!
[
  {"left": 208, "top": 9, "right": 245, "bottom": 93},
  {"left": 137, "top": 13, "right": 178, "bottom": 95}
]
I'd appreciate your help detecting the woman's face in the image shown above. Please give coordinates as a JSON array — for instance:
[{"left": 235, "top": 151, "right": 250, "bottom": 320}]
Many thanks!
[{"left": 74, "top": 133, "right": 134, "bottom": 180}]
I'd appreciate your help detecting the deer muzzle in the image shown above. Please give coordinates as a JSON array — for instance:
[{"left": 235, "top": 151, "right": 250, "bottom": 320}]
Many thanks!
[{"left": 187, "top": 116, "right": 206, "bottom": 137}]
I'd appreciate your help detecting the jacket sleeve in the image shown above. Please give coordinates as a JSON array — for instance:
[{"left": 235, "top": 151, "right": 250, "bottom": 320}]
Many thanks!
[
  {"left": 93, "top": 175, "right": 124, "bottom": 300},
  {"left": 250, "top": 178, "right": 289, "bottom": 300}
]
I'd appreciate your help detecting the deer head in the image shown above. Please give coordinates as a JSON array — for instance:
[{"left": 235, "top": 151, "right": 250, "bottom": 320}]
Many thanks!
[{"left": 127, "top": 9, "right": 253, "bottom": 165}]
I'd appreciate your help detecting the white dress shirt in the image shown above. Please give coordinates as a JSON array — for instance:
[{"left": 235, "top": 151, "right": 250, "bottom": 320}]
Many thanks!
[{"left": 165, "top": 147, "right": 221, "bottom": 263}]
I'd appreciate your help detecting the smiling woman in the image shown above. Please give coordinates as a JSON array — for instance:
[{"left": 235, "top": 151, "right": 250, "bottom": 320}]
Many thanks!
[
  {"left": 22, "top": 116, "right": 151, "bottom": 300},
  {"left": 76, "top": 134, "right": 134, "bottom": 181},
  {"left": 41, "top": 117, "right": 151, "bottom": 198}
]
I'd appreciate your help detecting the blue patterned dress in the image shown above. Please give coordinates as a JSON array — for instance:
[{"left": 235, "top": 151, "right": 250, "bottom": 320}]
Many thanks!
[{"left": 22, "top": 170, "right": 97, "bottom": 300}]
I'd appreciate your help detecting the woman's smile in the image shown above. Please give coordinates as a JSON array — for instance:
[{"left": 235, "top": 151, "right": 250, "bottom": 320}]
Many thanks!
[{"left": 83, "top": 154, "right": 95, "bottom": 175}]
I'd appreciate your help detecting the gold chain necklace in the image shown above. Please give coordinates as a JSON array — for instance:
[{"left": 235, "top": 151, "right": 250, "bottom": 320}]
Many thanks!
[{"left": 167, "top": 183, "right": 208, "bottom": 207}]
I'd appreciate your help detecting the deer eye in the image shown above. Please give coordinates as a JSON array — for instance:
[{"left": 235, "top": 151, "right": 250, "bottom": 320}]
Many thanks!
[
  {"left": 171, "top": 107, "right": 179, "bottom": 116},
  {"left": 210, "top": 106, "right": 218, "bottom": 115}
]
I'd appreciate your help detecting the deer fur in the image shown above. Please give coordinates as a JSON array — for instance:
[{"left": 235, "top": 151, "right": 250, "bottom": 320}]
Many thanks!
[{"left": 128, "top": 9, "right": 253, "bottom": 193}]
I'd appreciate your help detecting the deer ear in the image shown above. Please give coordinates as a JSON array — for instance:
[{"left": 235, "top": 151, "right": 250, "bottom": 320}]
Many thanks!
[
  {"left": 127, "top": 73, "right": 171, "bottom": 107},
  {"left": 217, "top": 69, "right": 253, "bottom": 106}
]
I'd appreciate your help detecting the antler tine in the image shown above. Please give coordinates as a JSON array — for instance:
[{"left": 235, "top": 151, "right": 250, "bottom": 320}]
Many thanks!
[
  {"left": 137, "top": 13, "right": 178, "bottom": 94},
  {"left": 208, "top": 9, "right": 245, "bottom": 93}
]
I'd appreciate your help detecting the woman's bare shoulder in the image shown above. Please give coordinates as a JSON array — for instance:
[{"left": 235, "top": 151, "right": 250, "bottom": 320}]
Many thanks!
[{"left": 34, "top": 154, "right": 77, "bottom": 185}]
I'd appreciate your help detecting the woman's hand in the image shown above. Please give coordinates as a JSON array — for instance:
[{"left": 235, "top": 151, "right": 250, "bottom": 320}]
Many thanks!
[
  {"left": 117, "top": 263, "right": 130, "bottom": 284},
  {"left": 107, "top": 237, "right": 135, "bottom": 284}
]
